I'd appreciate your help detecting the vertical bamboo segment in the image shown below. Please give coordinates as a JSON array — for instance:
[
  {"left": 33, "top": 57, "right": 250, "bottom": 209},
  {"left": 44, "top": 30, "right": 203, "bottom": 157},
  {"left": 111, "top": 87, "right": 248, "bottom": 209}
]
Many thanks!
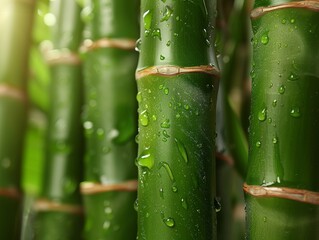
[
  {"left": 245, "top": 1, "right": 319, "bottom": 239},
  {"left": 136, "top": 0, "right": 219, "bottom": 239},
  {"left": 80, "top": 0, "right": 139, "bottom": 239},
  {"left": 33, "top": 0, "right": 84, "bottom": 239},
  {"left": 0, "top": 0, "right": 35, "bottom": 239}
]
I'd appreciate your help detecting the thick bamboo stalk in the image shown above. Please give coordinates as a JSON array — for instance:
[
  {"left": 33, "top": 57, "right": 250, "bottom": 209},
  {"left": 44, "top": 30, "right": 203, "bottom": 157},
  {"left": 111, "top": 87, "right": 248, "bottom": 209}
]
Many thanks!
[
  {"left": 136, "top": 0, "right": 219, "bottom": 239},
  {"left": 245, "top": 1, "right": 319, "bottom": 239},
  {"left": 33, "top": 0, "right": 84, "bottom": 239},
  {"left": 0, "top": 0, "right": 35, "bottom": 239},
  {"left": 80, "top": 0, "right": 139, "bottom": 239}
]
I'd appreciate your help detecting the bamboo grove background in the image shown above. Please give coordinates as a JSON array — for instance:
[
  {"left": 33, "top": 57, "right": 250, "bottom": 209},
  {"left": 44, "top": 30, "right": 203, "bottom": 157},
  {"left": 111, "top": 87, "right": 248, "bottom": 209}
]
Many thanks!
[{"left": 0, "top": 0, "right": 318, "bottom": 239}]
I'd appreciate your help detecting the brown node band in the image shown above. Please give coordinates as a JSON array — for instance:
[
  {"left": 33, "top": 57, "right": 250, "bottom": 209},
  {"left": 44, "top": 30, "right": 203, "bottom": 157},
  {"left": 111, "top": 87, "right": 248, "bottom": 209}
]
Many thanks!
[
  {"left": 0, "top": 84, "right": 26, "bottom": 102},
  {"left": 136, "top": 65, "right": 220, "bottom": 80},
  {"left": 45, "top": 50, "right": 81, "bottom": 66},
  {"left": 33, "top": 199, "right": 83, "bottom": 215},
  {"left": 81, "top": 38, "right": 136, "bottom": 52},
  {"left": 81, "top": 180, "right": 138, "bottom": 195},
  {"left": 0, "top": 187, "right": 21, "bottom": 199},
  {"left": 216, "top": 151, "right": 234, "bottom": 166},
  {"left": 243, "top": 182, "right": 319, "bottom": 205},
  {"left": 251, "top": 1, "right": 319, "bottom": 19}
]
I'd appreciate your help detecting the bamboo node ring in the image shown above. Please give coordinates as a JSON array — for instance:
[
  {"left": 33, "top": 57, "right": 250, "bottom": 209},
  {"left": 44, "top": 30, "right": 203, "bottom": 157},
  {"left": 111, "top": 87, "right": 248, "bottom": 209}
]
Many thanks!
[
  {"left": 0, "top": 84, "right": 26, "bottom": 102},
  {"left": 136, "top": 65, "right": 220, "bottom": 80},
  {"left": 33, "top": 199, "right": 83, "bottom": 215},
  {"left": 81, "top": 180, "right": 138, "bottom": 195},
  {"left": 81, "top": 38, "right": 137, "bottom": 52},
  {"left": 45, "top": 49, "right": 81, "bottom": 66},
  {"left": 251, "top": 1, "right": 319, "bottom": 19},
  {"left": 0, "top": 187, "right": 21, "bottom": 199},
  {"left": 243, "top": 182, "right": 319, "bottom": 205}
]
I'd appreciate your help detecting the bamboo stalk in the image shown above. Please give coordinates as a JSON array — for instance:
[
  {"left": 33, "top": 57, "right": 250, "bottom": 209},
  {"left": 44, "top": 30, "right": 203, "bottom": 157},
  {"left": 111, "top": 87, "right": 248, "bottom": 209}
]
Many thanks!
[
  {"left": 136, "top": 0, "right": 219, "bottom": 239},
  {"left": 80, "top": 0, "right": 139, "bottom": 239},
  {"left": 33, "top": 0, "right": 84, "bottom": 239},
  {"left": 0, "top": 0, "right": 35, "bottom": 238},
  {"left": 245, "top": 1, "right": 319, "bottom": 239}
]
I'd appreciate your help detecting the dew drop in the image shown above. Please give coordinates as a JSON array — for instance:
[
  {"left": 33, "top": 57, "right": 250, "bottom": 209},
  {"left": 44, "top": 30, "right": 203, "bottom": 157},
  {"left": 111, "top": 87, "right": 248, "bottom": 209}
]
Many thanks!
[
  {"left": 172, "top": 185, "right": 178, "bottom": 193},
  {"left": 163, "top": 217, "right": 175, "bottom": 228},
  {"left": 166, "top": 40, "right": 171, "bottom": 47},
  {"left": 160, "top": 55, "right": 165, "bottom": 60},
  {"left": 278, "top": 85, "right": 286, "bottom": 94},
  {"left": 139, "top": 110, "right": 149, "bottom": 126},
  {"left": 135, "top": 38, "right": 142, "bottom": 52},
  {"left": 282, "top": 19, "right": 287, "bottom": 24},
  {"left": 272, "top": 137, "right": 278, "bottom": 144},
  {"left": 181, "top": 198, "right": 188, "bottom": 209},
  {"left": 261, "top": 32, "right": 269, "bottom": 45},
  {"left": 134, "top": 199, "right": 138, "bottom": 211},
  {"left": 256, "top": 141, "right": 261, "bottom": 148},
  {"left": 272, "top": 99, "right": 277, "bottom": 107},
  {"left": 159, "top": 188, "right": 164, "bottom": 199},
  {"left": 160, "top": 6, "right": 173, "bottom": 22},
  {"left": 263, "top": 216, "right": 267, "bottom": 222},
  {"left": 136, "top": 92, "right": 142, "bottom": 102},
  {"left": 164, "top": 88, "right": 169, "bottom": 95},
  {"left": 143, "top": 10, "right": 152, "bottom": 30},
  {"left": 290, "top": 19, "right": 295, "bottom": 24},
  {"left": 160, "top": 119, "right": 170, "bottom": 128},
  {"left": 290, "top": 107, "right": 301, "bottom": 118},
  {"left": 152, "top": 28, "right": 162, "bottom": 40},
  {"left": 136, "top": 148, "right": 154, "bottom": 169},
  {"left": 288, "top": 72, "right": 299, "bottom": 81},
  {"left": 159, "top": 161, "right": 174, "bottom": 181},
  {"left": 214, "top": 197, "right": 222, "bottom": 212},
  {"left": 258, "top": 108, "right": 267, "bottom": 122}
]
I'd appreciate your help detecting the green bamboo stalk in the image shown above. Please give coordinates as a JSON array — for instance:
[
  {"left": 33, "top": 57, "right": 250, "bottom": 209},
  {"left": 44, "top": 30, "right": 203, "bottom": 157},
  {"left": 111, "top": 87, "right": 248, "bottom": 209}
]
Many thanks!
[
  {"left": 33, "top": 0, "right": 84, "bottom": 239},
  {"left": 245, "top": 1, "right": 319, "bottom": 239},
  {"left": 136, "top": 0, "right": 219, "bottom": 239},
  {"left": 80, "top": 0, "right": 139, "bottom": 239},
  {"left": 0, "top": 0, "right": 35, "bottom": 239}
]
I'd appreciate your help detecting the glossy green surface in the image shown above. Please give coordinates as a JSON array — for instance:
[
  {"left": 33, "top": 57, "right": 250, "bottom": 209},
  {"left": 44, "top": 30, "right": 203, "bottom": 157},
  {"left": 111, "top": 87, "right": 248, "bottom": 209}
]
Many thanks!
[
  {"left": 246, "top": 5, "right": 319, "bottom": 240},
  {"left": 82, "top": 0, "right": 139, "bottom": 239}
]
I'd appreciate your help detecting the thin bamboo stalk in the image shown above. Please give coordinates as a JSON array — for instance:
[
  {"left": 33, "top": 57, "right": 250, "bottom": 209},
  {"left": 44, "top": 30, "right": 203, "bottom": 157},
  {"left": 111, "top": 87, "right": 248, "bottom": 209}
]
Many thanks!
[
  {"left": 136, "top": 0, "right": 219, "bottom": 239},
  {"left": 80, "top": 0, "right": 139, "bottom": 239},
  {"left": 33, "top": 0, "right": 84, "bottom": 239},
  {"left": 245, "top": 0, "right": 319, "bottom": 239},
  {"left": 0, "top": 0, "right": 35, "bottom": 238}
]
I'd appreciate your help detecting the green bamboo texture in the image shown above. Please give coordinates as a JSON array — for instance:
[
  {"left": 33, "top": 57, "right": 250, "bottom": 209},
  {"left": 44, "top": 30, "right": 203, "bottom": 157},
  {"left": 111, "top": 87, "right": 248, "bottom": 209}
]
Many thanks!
[
  {"left": 33, "top": 0, "right": 84, "bottom": 239},
  {"left": 81, "top": 0, "right": 139, "bottom": 239},
  {"left": 136, "top": 0, "right": 219, "bottom": 239},
  {"left": 245, "top": 0, "right": 319, "bottom": 239},
  {"left": 0, "top": 0, "right": 35, "bottom": 239}
]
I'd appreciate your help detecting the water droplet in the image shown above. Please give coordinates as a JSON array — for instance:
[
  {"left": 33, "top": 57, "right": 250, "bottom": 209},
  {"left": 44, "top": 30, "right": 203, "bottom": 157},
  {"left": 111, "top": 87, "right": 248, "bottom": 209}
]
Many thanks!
[
  {"left": 181, "top": 198, "right": 188, "bottom": 209},
  {"left": 278, "top": 85, "right": 286, "bottom": 94},
  {"left": 136, "top": 92, "right": 142, "bottom": 102},
  {"left": 263, "top": 216, "right": 267, "bottom": 222},
  {"left": 288, "top": 72, "right": 299, "bottom": 81},
  {"left": 258, "top": 108, "right": 267, "bottom": 122},
  {"left": 103, "top": 221, "right": 111, "bottom": 229},
  {"left": 143, "top": 10, "right": 152, "bottom": 30},
  {"left": 134, "top": 199, "right": 138, "bottom": 211},
  {"left": 290, "top": 19, "right": 295, "bottom": 24},
  {"left": 175, "top": 113, "right": 180, "bottom": 119},
  {"left": 159, "top": 188, "right": 164, "bottom": 199},
  {"left": 96, "top": 128, "right": 105, "bottom": 138},
  {"left": 250, "top": 69, "right": 256, "bottom": 79},
  {"left": 160, "top": 119, "right": 170, "bottom": 128},
  {"left": 163, "top": 217, "right": 175, "bottom": 228},
  {"left": 136, "top": 148, "right": 154, "bottom": 169},
  {"left": 139, "top": 110, "right": 149, "bottom": 126},
  {"left": 152, "top": 28, "right": 162, "bottom": 40},
  {"left": 184, "top": 104, "right": 190, "bottom": 110},
  {"left": 261, "top": 32, "right": 269, "bottom": 45},
  {"left": 159, "top": 161, "right": 174, "bottom": 181},
  {"left": 135, "top": 38, "right": 142, "bottom": 52},
  {"left": 164, "top": 88, "right": 169, "bottom": 95},
  {"left": 162, "top": 130, "right": 170, "bottom": 138},
  {"left": 272, "top": 137, "right": 278, "bottom": 144},
  {"left": 256, "top": 141, "right": 261, "bottom": 148},
  {"left": 272, "top": 99, "right": 277, "bottom": 107},
  {"left": 214, "top": 197, "right": 222, "bottom": 212},
  {"left": 268, "top": 118, "right": 272, "bottom": 124},
  {"left": 172, "top": 185, "right": 178, "bottom": 193},
  {"left": 174, "top": 138, "right": 188, "bottom": 163},
  {"left": 160, "top": 6, "right": 173, "bottom": 22},
  {"left": 290, "top": 107, "right": 301, "bottom": 118},
  {"left": 151, "top": 115, "right": 157, "bottom": 121},
  {"left": 166, "top": 40, "right": 171, "bottom": 46},
  {"left": 282, "top": 19, "right": 287, "bottom": 24},
  {"left": 104, "top": 207, "right": 112, "bottom": 214}
]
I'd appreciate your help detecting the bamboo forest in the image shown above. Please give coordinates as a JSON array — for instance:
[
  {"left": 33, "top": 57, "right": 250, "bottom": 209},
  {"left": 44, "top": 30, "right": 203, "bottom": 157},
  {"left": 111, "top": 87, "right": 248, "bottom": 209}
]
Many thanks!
[{"left": 1, "top": 0, "right": 319, "bottom": 239}]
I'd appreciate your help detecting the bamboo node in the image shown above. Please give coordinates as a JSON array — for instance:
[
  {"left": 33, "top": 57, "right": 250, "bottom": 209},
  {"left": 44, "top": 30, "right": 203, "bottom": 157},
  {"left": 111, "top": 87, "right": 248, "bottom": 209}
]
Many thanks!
[
  {"left": 243, "top": 183, "right": 319, "bottom": 205},
  {"left": 81, "top": 180, "right": 138, "bottom": 195},
  {"left": 45, "top": 49, "right": 81, "bottom": 66},
  {"left": 81, "top": 38, "right": 136, "bottom": 52},
  {"left": 0, "top": 187, "right": 20, "bottom": 199},
  {"left": 0, "top": 84, "right": 26, "bottom": 102},
  {"left": 251, "top": 1, "right": 319, "bottom": 19},
  {"left": 136, "top": 65, "right": 220, "bottom": 79},
  {"left": 33, "top": 199, "right": 83, "bottom": 215}
]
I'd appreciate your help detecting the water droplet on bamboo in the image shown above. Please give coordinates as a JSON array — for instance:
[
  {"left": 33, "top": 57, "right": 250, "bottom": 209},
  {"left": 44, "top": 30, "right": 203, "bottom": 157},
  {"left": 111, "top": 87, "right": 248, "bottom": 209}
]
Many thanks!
[
  {"left": 174, "top": 138, "right": 188, "bottom": 163},
  {"left": 163, "top": 217, "right": 175, "bottom": 228},
  {"left": 166, "top": 40, "right": 171, "bottom": 46},
  {"left": 161, "top": 6, "right": 173, "bottom": 22},
  {"left": 278, "top": 85, "right": 286, "bottom": 94},
  {"left": 272, "top": 137, "right": 278, "bottom": 144},
  {"left": 159, "top": 188, "right": 164, "bottom": 199},
  {"left": 136, "top": 92, "right": 142, "bottom": 102},
  {"left": 181, "top": 198, "right": 188, "bottom": 209},
  {"left": 160, "top": 55, "right": 165, "bottom": 60},
  {"left": 261, "top": 32, "right": 269, "bottom": 45},
  {"left": 164, "top": 88, "right": 169, "bottom": 95},
  {"left": 139, "top": 110, "right": 149, "bottom": 126},
  {"left": 272, "top": 100, "right": 277, "bottom": 107},
  {"left": 159, "top": 161, "right": 174, "bottom": 181},
  {"left": 136, "top": 148, "right": 154, "bottom": 169},
  {"left": 288, "top": 72, "right": 299, "bottom": 81},
  {"left": 172, "top": 185, "right": 178, "bottom": 193},
  {"left": 161, "top": 119, "right": 170, "bottom": 128},
  {"left": 290, "top": 107, "right": 301, "bottom": 118},
  {"left": 152, "top": 28, "right": 162, "bottom": 40},
  {"left": 256, "top": 141, "right": 261, "bottom": 148},
  {"left": 214, "top": 198, "right": 222, "bottom": 212},
  {"left": 258, "top": 108, "right": 267, "bottom": 122},
  {"left": 135, "top": 38, "right": 142, "bottom": 52},
  {"left": 143, "top": 10, "right": 152, "bottom": 30},
  {"left": 134, "top": 199, "right": 138, "bottom": 211}
]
